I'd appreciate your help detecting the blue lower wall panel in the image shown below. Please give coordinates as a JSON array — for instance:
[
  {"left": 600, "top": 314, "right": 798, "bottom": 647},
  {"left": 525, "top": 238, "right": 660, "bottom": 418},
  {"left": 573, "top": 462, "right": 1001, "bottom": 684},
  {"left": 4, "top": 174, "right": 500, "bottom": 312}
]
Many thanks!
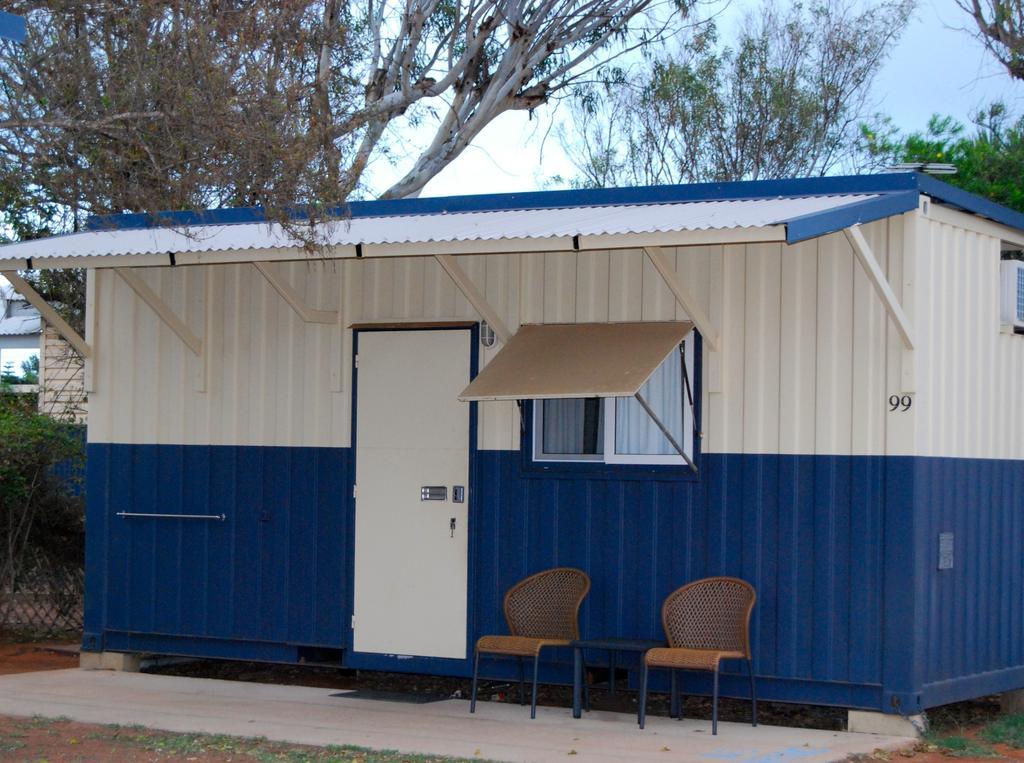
[
  {"left": 85, "top": 443, "right": 352, "bottom": 651},
  {"left": 86, "top": 444, "right": 1024, "bottom": 711},
  {"left": 471, "top": 451, "right": 885, "bottom": 706},
  {"left": 915, "top": 457, "right": 1024, "bottom": 707}
]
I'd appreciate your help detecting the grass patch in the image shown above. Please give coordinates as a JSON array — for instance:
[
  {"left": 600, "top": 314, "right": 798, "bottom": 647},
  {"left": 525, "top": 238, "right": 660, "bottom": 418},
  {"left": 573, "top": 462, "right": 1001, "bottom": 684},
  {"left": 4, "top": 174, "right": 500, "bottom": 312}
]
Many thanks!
[
  {"left": 14, "top": 714, "right": 70, "bottom": 730},
  {"left": 86, "top": 724, "right": 501, "bottom": 762},
  {"left": 925, "top": 734, "right": 1000, "bottom": 758},
  {"left": 981, "top": 714, "right": 1024, "bottom": 748}
]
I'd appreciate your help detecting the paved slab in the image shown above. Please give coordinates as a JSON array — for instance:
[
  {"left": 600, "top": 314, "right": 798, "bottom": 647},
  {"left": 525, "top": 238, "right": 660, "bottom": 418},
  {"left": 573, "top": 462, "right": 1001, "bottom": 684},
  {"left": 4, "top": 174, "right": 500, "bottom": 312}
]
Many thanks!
[{"left": 0, "top": 669, "right": 912, "bottom": 762}]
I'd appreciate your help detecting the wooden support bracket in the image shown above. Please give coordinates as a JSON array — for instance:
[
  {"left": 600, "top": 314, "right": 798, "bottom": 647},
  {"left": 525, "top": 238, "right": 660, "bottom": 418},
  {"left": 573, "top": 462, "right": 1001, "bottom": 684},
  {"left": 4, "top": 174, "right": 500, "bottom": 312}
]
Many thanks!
[
  {"left": 253, "top": 262, "right": 338, "bottom": 324},
  {"left": 844, "top": 225, "right": 916, "bottom": 351},
  {"left": 434, "top": 254, "right": 512, "bottom": 342},
  {"left": 1, "top": 270, "right": 91, "bottom": 358},
  {"left": 114, "top": 267, "right": 203, "bottom": 356},
  {"left": 643, "top": 247, "right": 720, "bottom": 352}
]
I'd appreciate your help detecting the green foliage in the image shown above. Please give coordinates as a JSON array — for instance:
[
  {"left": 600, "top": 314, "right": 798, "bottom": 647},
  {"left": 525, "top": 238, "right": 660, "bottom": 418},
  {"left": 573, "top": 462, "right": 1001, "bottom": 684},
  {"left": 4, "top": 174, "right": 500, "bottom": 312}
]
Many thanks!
[
  {"left": 20, "top": 269, "right": 87, "bottom": 335},
  {"left": 860, "top": 103, "right": 1024, "bottom": 213},
  {"left": 20, "top": 354, "right": 38, "bottom": 385},
  {"left": 925, "top": 734, "right": 1000, "bottom": 758},
  {"left": 0, "top": 397, "right": 81, "bottom": 505},
  {"left": 0, "top": 393, "right": 84, "bottom": 634},
  {"left": 0, "top": 354, "right": 39, "bottom": 385},
  {"left": 981, "top": 713, "right": 1024, "bottom": 748}
]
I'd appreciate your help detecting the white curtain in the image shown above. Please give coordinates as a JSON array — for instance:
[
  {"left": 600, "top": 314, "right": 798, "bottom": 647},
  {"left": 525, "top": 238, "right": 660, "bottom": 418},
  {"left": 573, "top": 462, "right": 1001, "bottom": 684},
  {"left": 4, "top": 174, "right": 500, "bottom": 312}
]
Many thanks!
[
  {"left": 542, "top": 399, "right": 602, "bottom": 455},
  {"left": 615, "top": 349, "right": 683, "bottom": 455}
]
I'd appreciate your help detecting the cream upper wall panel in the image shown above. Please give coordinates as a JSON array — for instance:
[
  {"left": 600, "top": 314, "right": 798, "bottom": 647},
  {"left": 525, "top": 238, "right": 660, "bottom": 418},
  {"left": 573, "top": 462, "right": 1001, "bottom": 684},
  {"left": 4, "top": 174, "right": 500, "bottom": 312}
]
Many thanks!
[
  {"left": 777, "top": 239, "right": 819, "bottom": 455},
  {"left": 913, "top": 214, "right": 1024, "bottom": 460},
  {"left": 90, "top": 225, "right": 909, "bottom": 456},
  {"left": 90, "top": 262, "right": 349, "bottom": 448}
]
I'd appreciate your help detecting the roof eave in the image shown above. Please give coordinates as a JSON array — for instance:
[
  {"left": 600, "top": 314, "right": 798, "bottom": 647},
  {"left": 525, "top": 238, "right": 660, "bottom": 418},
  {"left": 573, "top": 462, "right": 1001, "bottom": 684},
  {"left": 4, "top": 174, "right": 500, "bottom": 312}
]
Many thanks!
[
  {"left": 916, "top": 173, "right": 1024, "bottom": 234},
  {"left": 86, "top": 173, "right": 924, "bottom": 232},
  {"left": 784, "top": 191, "right": 922, "bottom": 244}
]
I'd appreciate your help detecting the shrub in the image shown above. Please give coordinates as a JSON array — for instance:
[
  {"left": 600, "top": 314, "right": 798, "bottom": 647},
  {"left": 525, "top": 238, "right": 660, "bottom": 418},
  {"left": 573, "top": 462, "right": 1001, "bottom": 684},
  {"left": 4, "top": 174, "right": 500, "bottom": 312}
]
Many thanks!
[{"left": 0, "top": 390, "right": 85, "bottom": 635}]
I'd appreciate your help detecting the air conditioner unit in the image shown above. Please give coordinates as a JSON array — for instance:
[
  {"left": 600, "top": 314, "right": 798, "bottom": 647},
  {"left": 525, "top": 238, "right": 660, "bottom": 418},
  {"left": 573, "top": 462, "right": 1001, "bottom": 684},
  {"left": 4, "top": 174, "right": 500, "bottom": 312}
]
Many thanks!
[{"left": 1001, "top": 260, "right": 1024, "bottom": 331}]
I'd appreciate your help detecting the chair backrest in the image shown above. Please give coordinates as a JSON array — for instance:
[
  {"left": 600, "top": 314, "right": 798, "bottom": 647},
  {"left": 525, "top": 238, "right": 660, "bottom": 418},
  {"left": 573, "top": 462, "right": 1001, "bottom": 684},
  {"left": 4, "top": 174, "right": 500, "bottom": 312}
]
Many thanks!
[
  {"left": 503, "top": 567, "right": 591, "bottom": 640},
  {"left": 661, "top": 576, "right": 756, "bottom": 656}
]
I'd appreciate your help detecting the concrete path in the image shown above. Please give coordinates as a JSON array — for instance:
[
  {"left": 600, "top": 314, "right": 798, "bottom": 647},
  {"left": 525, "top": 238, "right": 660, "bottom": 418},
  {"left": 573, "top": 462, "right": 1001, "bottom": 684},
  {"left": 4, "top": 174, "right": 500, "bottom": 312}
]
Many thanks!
[{"left": 0, "top": 669, "right": 912, "bottom": 763}]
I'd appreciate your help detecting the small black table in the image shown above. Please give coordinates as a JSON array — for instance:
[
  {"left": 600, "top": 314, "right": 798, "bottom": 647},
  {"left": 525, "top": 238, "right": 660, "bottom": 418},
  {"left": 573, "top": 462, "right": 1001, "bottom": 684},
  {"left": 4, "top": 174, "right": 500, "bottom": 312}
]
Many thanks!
[{"left": 571, "top": 637, "right": 666, "bottom": 718}]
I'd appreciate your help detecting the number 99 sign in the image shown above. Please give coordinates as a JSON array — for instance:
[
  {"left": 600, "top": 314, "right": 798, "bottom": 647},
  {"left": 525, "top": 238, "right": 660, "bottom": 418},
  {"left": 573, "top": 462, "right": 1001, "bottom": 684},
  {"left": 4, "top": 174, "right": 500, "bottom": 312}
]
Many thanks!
[{"left": 888, "top": 394, "right": 912, "bottom": 412}]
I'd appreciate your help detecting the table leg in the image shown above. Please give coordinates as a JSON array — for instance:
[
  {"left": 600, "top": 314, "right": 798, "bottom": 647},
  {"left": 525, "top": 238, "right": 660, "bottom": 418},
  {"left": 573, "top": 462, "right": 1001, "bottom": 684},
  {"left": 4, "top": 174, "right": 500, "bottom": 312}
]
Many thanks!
[{"left": 573, "top": 646, "right": 583, "bottom": 719}]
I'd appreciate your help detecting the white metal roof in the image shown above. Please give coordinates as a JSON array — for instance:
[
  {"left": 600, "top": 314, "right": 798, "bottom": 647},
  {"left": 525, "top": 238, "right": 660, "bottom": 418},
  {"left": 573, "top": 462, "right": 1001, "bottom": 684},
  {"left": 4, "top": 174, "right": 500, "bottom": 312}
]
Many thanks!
[
  {"left": 0, "top": 194, "right": 875, "bottom": 264},
  {"left": 0, "top": 313, "right": 40, "bottom": 336}
]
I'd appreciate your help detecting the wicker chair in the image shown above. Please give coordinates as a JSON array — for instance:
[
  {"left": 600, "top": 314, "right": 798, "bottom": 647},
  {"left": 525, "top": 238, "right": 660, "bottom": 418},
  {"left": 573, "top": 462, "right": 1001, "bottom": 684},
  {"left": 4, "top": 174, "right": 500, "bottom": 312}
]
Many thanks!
[
  {"left": 470, "top": 567, "right": 591, "bottom": 719},
  {"left": 639, "top": 576, "right": 757, "bottom": 734}
]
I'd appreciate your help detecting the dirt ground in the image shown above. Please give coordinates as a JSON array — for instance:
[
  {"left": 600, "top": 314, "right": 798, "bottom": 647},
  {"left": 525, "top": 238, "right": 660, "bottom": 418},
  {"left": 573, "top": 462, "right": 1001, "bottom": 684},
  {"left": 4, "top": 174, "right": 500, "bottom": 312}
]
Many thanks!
[
  {"left": 0, "top": 639, "right": 78, "bottom": 676},
  {"left": 0, "top": 715, "right": 486, "bottom": 762}
]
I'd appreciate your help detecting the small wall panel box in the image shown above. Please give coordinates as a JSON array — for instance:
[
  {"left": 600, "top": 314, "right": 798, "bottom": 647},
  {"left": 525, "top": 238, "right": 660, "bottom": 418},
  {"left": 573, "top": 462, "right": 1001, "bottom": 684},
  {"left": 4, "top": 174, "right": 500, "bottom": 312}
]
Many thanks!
[
  {"left": 1001, "top": 260, "right": 1024, "bottom": 332},
  {"left": 938, "top": 532, "right": 954, "bottom": 571}
]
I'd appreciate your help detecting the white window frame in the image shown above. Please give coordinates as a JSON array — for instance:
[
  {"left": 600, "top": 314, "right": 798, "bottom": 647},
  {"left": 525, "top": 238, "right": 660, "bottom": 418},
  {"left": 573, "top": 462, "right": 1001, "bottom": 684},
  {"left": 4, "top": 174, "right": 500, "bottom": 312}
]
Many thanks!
[
  {"left": 531, "top": 334, "right": 695, "bottom": 466},
  {"left": 532, "top": 398, "right": 605, "bottom": 462}
]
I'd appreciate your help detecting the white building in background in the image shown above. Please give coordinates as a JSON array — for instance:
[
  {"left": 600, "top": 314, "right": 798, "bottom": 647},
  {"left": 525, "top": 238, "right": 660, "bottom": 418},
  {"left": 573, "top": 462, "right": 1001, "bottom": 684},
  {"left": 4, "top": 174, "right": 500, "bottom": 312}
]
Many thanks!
[
  {"left": 0, "top": 282, "right": 86, "bottom": 420},
  {"left": 0, "top": 282, "right": 40, "bottom": 375}
]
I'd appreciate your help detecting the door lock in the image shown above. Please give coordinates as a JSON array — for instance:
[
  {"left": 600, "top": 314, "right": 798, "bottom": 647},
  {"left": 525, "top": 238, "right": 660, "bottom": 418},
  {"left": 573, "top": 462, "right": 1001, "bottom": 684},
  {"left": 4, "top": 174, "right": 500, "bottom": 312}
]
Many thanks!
[{"left": 450, "top": 517, "right": 457, "bottom": 538}]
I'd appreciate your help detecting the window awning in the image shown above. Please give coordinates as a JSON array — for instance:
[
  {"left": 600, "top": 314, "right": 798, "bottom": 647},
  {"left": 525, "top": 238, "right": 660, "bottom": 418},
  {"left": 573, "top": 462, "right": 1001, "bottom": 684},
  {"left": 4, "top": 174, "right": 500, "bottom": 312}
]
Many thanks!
[{"left": 458, "top": 321, "right": 693, "bottom": 402}]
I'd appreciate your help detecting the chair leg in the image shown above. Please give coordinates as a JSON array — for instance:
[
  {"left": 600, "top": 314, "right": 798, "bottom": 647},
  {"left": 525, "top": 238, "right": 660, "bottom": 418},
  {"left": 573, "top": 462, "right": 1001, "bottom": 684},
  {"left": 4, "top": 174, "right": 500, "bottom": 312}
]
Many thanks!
[
  {"left": 670, "top": 669, "right": 679, "bottom": 720},
  {"left": 748, "top": 658, "right": 757, "bottom": 727},
  {"left": 530, "top": 653, "right": 540, "bottom": 719},
  {"left": 581, "top": 656, "right": 591, "bottom": 712},
  {"left": 712, "top": 666, "right": 719, "bottom": 736},
  {"left": 638, "top": 663, "right": 649, "bottom": 729},
  {"left": 518, "top": 657, "right": 526, "bottom": 706},
  {"left": 470, "top": 649, "right": 480, "bottom": 714}
]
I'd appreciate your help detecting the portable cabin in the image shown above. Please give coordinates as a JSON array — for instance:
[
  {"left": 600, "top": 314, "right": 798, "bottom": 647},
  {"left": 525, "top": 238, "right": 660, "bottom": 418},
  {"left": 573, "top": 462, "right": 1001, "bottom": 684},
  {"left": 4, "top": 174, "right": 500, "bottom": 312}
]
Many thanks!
[{"left": 3, "top": 173, "right": 1024, "bottom": 727}]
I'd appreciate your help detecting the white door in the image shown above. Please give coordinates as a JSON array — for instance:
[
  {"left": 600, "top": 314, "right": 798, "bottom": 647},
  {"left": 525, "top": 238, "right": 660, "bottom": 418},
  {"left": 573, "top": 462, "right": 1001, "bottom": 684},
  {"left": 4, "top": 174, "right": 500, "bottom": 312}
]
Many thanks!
[{"left": 353, "top": 329, "right": 471, "bottom": 659}]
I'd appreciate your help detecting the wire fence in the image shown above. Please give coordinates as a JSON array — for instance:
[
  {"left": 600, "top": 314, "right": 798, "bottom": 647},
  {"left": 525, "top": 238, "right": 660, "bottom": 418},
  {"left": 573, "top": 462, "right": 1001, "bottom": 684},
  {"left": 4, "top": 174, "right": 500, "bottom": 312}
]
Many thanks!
[
  {"left": 0, "top": 423, "right": 86, "bottom": 639},
  {"left": 0, "top": 552, "right": 84, "bottom": 637}
]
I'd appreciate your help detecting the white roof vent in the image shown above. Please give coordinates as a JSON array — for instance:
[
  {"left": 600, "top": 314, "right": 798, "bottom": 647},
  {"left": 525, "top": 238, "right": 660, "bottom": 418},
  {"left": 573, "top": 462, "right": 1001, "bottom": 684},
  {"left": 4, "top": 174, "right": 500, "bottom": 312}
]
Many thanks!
[{"left": 885, "top": 163, "right": 957, "bottom": 175}]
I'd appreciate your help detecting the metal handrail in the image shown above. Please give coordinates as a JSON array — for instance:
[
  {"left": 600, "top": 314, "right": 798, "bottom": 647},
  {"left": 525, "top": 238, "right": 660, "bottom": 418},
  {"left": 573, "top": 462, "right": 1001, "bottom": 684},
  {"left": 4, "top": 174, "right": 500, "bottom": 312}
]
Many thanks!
[{"left": 116, "top": 511, "right": 226, "bottom": 521}]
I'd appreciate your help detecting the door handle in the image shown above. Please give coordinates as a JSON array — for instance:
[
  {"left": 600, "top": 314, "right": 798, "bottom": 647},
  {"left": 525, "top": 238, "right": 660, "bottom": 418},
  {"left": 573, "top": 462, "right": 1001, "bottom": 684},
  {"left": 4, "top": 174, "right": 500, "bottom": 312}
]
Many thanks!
[{"left": 450, "top": 517, "right": 457, "bottom": 538}]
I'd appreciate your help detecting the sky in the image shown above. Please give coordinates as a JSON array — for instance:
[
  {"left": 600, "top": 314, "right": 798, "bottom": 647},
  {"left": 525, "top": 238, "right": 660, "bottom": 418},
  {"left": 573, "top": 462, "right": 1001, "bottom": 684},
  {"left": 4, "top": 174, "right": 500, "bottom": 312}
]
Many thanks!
[{"left": 381, "top": 0, "right": 1024, "bottom": 199}]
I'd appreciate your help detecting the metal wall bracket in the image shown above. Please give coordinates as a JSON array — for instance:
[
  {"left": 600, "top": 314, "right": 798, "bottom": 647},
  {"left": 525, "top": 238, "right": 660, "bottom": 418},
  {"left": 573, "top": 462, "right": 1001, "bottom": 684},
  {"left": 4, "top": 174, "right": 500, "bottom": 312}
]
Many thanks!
[
  {"left": 114, "top": 267, "right": 203, "bottom": 356},
  {"left": 844, "top": 225, "right": 916, "bottom": 351},
  {"left": 434, "top": 254, "right": 512, "bottom": 343},
  {"left": 643, "top": 247, "right": 720, "bottom": 352},
  {"left": 0, "top": 270, "right": 92, "bottom": 358},
  {"left": 633, "top": 391, "right": 698, "bottom": 474},
  {"left": 253, "top": 262, "right": 338, "bottom": 324}
]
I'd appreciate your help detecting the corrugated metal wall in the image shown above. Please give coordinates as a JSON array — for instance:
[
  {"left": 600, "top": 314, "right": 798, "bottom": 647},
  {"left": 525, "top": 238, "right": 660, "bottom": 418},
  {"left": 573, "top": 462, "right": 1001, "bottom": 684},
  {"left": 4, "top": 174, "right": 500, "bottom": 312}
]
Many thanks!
[
  {"left": 471, "top": 451, "right": 886, "bottom": 706},
  {"left": 88, "top": 217, "right": 906, "bottom": 459},
  {"left": 86, "top": 443, "right": 350, "bottom": 649},
  {"left": 909, "top": 210, "right": 1024, "bottom": 705},
  {"left": 913, "top": 212, "right": 1024, "bottom": 460}
]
